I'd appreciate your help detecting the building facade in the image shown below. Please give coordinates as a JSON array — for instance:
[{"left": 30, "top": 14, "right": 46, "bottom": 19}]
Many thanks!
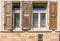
[{"left": 0, "top": 0, "right": 60, "bottom": 41}]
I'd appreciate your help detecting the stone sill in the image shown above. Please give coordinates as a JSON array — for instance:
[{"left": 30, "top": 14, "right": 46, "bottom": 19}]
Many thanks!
[
  {"left": 0, "top": 30, "right": 52, "bottom": 33},
  {"left": 0, "top": 29, "right": 60, "bottom": 33}
]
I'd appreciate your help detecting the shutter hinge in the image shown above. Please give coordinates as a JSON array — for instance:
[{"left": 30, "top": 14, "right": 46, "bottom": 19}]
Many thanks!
[
  {"left": 3, "top": 3, "right": 10, "bottom": 7},
  {"left": 3, "top": 5, "right": 5, "bottom": 7},
  {"left": 3, "top": 23, "right": 6, "bottom": 26}
]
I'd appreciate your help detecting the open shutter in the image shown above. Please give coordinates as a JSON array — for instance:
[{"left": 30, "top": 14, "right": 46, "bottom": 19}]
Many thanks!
[
  {"left": 49, "top": 1, "right": 57, "bottom": 30},
  {"left": 4, "top": 1, "right": 12, "bottom": 30},
  {"left": 22, "top": 1, "right": 32, "bottom": 30}
]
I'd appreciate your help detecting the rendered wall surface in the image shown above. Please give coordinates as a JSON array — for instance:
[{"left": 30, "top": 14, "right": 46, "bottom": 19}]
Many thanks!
[
  {"left": 0, "top": 33, "right": 59, "bottom": 41},
  {"left": 0, "top": 0, "right": 60, "bottom": 41}
]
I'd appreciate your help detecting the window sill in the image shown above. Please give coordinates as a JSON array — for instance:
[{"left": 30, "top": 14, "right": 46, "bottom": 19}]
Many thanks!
[
  {"left": 29, "top": 29, "right": 52, "bottom": 32},
  {"left": 1, "top": 27, "right": 52, "bottom": 31},
  {"left": 0, "top": 29, "right": 23, "bottom": 32},
  {"left": 13, "top": 29, "right": 22, "bottom": 31},
  {"left": 1, "top": 28, "right": 60, "bottom": 33},
  {"left": 28, "top": 30, "right": 52, "bottom": 33}
]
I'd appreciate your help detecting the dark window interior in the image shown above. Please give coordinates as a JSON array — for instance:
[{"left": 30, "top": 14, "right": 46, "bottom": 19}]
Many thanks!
[
  {"left": 33, "top": 13, "right": 38, "bottom": 27},
  {"left": 12, "top": 2, "right": 20, "bottom": 11},
  {"left": 40, "top": 13, "right": 46, "bottom": 27},
  {"left": 33, "top": 3, "right": 47, "bottom": 10},
  {"left": 14, "top": 13, "right": 20, "bottom": 27},
  {"left": 38, "top": 34, "right": 43, "bottom": 41},
  {"left": 13, "top": 4, "right": 20, "bottom": 8}
]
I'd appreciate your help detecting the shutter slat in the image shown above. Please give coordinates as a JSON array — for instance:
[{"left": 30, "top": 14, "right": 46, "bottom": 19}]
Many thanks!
[
  {"left": 22, "top": 1, "right": 32, "bottom": 30},
  {"left": 49, "top": 1, "right": 57, "bottom": 30},
  {"left": 4, "top": 1, "right": 12, "bottom": 30}
]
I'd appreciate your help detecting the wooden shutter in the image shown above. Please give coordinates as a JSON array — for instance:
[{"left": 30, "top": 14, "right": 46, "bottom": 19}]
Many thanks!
[
  {"left": 22, "top": 1, "right": 32, "bottom": 30},
  {"left": 4, "top": 1, "right": 12, "bottom": 30},
  {"left": 49, "top": 1, "right": 57, "bottom": 30}
]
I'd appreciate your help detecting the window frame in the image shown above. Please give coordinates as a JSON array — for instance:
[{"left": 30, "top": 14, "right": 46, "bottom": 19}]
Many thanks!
[
  {"left": 12, "top": 2, "right": 22, "bottom": 31},
  {"left": 32, "top": 10, "right": 47, "bottom": 30},
  {"left": 31, "top": 2, "right": 49, "bottom": 31}
]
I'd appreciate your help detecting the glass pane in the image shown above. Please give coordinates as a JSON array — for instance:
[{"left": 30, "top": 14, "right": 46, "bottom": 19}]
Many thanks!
[
  {"left": 40, "top": 13, "right": 46, "bottom": 27},
  {"left": 33, "top": 13, "right": 38, "bottom": 27},
  {"left": 14, "top": 13, "right": 20, "bottom": 27},
  {"left": 33, "top": 6, "right": 46, "bottom": 11},
  {"left": 13, "top": 8, "right": 20, "bottom": 11}
]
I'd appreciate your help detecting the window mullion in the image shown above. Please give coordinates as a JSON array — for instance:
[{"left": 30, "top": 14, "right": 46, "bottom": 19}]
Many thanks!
[
  {"left": 13, "top": 12, "right": 14, "bottom": 29},
  {"left": 20, "top": 12, "right": 21, "bottom": 30},
  {"left": 32, "top": 13, "right": 33, "bottom": 30},
  {"left": 38, "top": 12, "right": 40, "bottom": 29}
]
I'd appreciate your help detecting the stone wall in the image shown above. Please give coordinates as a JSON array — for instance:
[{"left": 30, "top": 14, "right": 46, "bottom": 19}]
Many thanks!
[
  {"left": 0, "top": 33, "right": 59, "bottom": 41},
  {"left": 0, "top": 0, "right": 59, "bottom": 41}
]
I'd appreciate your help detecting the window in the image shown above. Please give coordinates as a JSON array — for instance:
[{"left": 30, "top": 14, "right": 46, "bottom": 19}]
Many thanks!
[
  {"left": 40, "top": 13, "right": 46, "bottom": 27},
  {"left": 33, "top": 13, "right": 38, "bottom": 28},
  {"left": 12, "top": 2, "right": 21, "bottom": 30},
  {"left": 38, "top": 34, "right": 43, "bottom": 41},
  {"left": 4, "top": 1, "right": 49, "bottom": 31},
  {"left": 33, "top": 11, "right": 46, "bottom": 29},
  {"left": 33, "top": 13, "right": 46, "bottom": 28},
  {"left": 14, "top": 13, "right": 20, "bottom": 27},
  {"left": 32, "top": 2, "right": 48, "bottom": 30}
]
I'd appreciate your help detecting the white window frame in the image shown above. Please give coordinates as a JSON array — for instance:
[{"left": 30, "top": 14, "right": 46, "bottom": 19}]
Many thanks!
[
  {"left": 13, "top": 3, "right": 22, "bottom": 31},
  {"left": 32, "top": 10, "right": 48, "bottom": 30},
  {"left": 13, "top": 11, "right": 21, "bottom": 31}
]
